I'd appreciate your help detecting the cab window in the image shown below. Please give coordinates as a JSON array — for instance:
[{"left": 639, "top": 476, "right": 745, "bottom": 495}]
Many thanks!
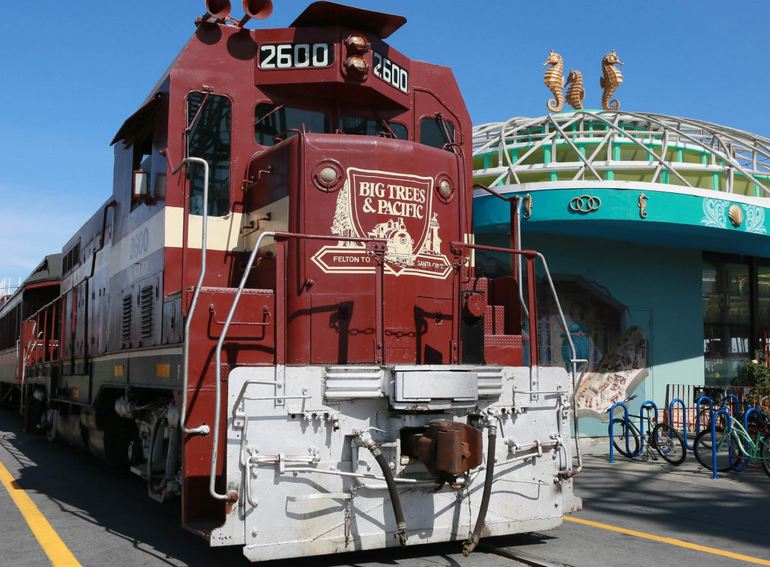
[
  {"left": 187, "top": 92, "right": 231, "bottom": 217},
  {"left": 339, "top": 116, "right": 408, "bottom": 140},
  {"left": 420, "top": 116, "right": 455, "bottom": 151},
  {"left": 255, "top": 103, "right": 329, "bottom": 146}
]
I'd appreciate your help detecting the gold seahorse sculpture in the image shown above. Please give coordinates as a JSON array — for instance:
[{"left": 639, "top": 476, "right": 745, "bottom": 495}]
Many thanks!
[
  {"left": 600, "top": 50, "right": 624, "bottom": 111},
  {"left": 566, "top": 70, "right": 585, "bottom": 110},
  {"left": 543, "top": 51, "right": 565, "bottom": 112}
]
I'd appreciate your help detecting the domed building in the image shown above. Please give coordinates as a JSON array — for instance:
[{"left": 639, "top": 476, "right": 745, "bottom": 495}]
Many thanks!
[{"left": 472, "top": 110, "right": 770, "bottom": 431}]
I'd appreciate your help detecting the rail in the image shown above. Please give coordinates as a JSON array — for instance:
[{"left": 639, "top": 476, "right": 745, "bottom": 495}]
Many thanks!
[
  {"left": 208, "top": 231, "right": 386, "bottom": 502},
  {"left": 450, "top": 241, "right": 586, "bottom": 476},
  {"left": 170, "top": 156, "right": 212, "bottom": 437},
  {"left": 472, "top": 184, "right": 529, "bottom": 318}
]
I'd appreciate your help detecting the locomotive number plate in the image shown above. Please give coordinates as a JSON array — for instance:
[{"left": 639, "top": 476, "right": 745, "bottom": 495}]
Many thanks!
[
  {"left": 373, "top": 52, "right": 408, "bottom": 94},
  {"left": 259, "top": 43, "right": 333, "bottom": 70}
]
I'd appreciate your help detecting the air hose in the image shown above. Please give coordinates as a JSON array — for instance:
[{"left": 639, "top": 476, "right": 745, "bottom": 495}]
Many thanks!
[
  {"left": 462, "top": 424, "right": 497, "bottom": 556},
  {"left": 361, "top": 435, "right": 408, "bottom": 546}
]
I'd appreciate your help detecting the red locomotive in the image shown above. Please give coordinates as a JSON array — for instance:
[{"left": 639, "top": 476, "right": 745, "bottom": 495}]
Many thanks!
[{"left": 0, "top": 1, "right": 580, "bottom": 561}]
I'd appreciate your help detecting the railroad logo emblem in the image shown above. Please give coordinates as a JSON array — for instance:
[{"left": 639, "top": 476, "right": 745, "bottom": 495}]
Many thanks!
[{"left": 312, "top": 168, "right": 452, "bottom": 279}]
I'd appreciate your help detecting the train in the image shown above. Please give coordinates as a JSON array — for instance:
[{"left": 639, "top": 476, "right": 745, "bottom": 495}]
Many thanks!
[{"left": 0, "top": 1, "right": 582, "bottom": 561}]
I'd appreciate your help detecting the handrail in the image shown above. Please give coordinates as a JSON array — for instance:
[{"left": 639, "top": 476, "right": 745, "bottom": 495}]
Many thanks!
[
  {"left": 171, "top": 156, "right": 212, "bottom": 437},
  {"left": 668, "top": 397, "right": 693, "bottom": 450},
  {"left": 711, "top": 408, "right": 732, "bottom": 480},
  {"left": 695, "top": 395, "right": 714, "bottom": 435},
  {"left": 209, "top": 230, "right": 386, "bottom": 502},
  {"left": 450, "top": 241, "right": 586, "bottom": 476},
  {"left": 472, "top": 184, "right": 528, "bottom": 318},
  {"left": 608, "top": 401, "right": 630, "bottom": 464}
]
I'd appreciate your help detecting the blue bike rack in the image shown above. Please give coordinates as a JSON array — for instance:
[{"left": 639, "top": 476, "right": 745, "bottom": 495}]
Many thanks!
[
  {"left": 695, "top": 395, "right": 714, "bottom": 435},
  {"left": 608, "top": 401, "right": 630, "bottom": 464},
  {"left": 638, "top": 400, "right": 658, "bottom": 456},
  {"left": 743, "top": 406, "right": 762, "bottom": 431},
  {"left": 729, "top": 406, "right": 764, "bottom": 472},
  {"left": 668, "top": 397, "right": 693, "bottom": 450},
  {"left": 711, "top": 407, "right": 733, "bottom": 480},
  {"left": 724, "top": 393, "right": 741, "bottom": 417}
]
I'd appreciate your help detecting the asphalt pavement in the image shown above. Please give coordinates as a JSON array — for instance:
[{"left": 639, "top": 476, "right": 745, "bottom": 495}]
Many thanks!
[{"left": 0, "top": 411, "right": 768, "bottom": 567}]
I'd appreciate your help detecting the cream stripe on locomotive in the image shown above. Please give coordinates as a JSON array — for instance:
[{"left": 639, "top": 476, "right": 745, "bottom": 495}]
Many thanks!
[{"left": 68, "top": 201, "right": 290, "bottom": 286}]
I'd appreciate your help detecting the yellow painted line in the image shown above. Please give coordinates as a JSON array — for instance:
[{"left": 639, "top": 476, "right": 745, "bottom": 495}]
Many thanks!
[
  {"left": 565, "top": 515, "right": 770, "bottom": 566},
  {"left": 0, "top": 461, "right": 82, "bottom": 567}
]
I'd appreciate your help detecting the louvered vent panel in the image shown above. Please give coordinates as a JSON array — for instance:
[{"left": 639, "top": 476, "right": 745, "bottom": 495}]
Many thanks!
[
  {"left": 122, "top": 295, "right": 132, "bottom": 343},
  {"left": 140, "top": 286, "right": 154, "bottom": 338}
]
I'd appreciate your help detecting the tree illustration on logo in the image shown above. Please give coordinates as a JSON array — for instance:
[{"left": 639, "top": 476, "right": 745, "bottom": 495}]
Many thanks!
[{"left": 331, "top": 180, "right": 356, "bottom": 246}]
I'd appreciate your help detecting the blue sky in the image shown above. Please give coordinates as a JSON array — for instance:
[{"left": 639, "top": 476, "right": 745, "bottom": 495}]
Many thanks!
[{"left": 1, "top": 0, "right": 768, "bottom": 284}]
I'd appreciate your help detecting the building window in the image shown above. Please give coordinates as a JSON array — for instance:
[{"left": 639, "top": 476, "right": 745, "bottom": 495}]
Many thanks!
[
  {"left": 187, "top": 92, "right": 231, "bottom": 217},
  {"left": 255, "top": 103, "right": 328, "bottom": 146},
  {"left": 703, "top": 258, "right": 751, "bottom": 384}
]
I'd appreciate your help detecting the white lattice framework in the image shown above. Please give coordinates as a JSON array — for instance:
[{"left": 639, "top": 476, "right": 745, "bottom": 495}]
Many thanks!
[{"left": 472, "top": 110, "right": 770, "bottom": 197}]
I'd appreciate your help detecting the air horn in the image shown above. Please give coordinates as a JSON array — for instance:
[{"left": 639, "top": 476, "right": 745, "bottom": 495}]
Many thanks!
[{"left": 204, "top": 0, "right": 273, "bottom": 26}]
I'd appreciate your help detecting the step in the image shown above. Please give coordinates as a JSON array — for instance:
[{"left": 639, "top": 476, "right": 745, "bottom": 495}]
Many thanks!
[
  {"left": 484, "top": 334, "right": 523, "bottom": 366},
  {"left": 484, "top": 305, "right": 506, "bottom": 335}
]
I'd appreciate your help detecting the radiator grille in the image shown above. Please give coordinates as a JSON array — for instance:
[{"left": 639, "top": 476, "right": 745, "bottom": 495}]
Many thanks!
[
  {"left": 140, "top": 286, "right": 154, "bottom": 338},
  {"left": 121, "top": 294, "right": 132, "bottom": 343}
]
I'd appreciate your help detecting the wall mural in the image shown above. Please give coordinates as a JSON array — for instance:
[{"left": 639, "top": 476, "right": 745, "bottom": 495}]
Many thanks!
[{"left": 537, "top": 279, "right": 649, "bottom": 419}]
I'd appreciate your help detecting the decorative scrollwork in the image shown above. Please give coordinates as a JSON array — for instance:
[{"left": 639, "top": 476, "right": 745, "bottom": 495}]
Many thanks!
[
  {"left": 745, "top": 205, "right": 768, "bottom": 234},
  {"left": 569, "top": 194, "right": 601, "bottom": 214},
  {"left": 700, "top": 199, "right": 728, "bottom": 229}
]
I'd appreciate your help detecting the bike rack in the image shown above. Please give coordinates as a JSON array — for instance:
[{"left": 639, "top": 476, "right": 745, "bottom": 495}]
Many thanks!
[
  {"left": 730, "top": 406, "right": 764, "bottom": 473},
  {"left": 668, "top": 397, "right": 693, "bottom": 450},
  {"left": 743, "top": 406, "right": 763, "bottom": 431},
  {"left": 724, "top": 393, "right": 741, "bottom": 418},
  {"left": 608, "top": 401, "right": 630, "bottom": 464},
  {"left": 710, "top": 407, "right": 732, "bottom": 480},
  {"left": 695, "top": 395, "right": 714, "bottom": 435},
  {"left": 638, "top": 400, "right": 658, "bottom": 456}
]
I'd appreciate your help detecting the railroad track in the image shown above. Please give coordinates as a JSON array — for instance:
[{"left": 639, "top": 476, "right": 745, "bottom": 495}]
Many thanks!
[{"left": 479, "top": 542, "right": 575, "bottom": 567}]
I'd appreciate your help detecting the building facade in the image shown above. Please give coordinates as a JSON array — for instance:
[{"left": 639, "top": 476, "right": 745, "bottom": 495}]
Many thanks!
[{"left": 472, "top": 110, "right": 770, "bottom": 434}]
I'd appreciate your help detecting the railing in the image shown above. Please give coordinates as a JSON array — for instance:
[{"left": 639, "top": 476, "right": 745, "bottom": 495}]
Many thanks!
[
  {"left": 22, "top": 296, "right": 61, "bottom": 366},
  {"left": 207, "top": 230, "right": 386, "bottom": 502},
  {"left": 450, "top": 241, "right": 587, "bottom": 476}
]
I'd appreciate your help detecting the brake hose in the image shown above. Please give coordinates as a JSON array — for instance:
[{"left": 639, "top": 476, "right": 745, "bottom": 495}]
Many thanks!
[
  {"left": 360, "top": 435, "right": 408, "bottom": 546},
  {"left": 462, "top": 424, "right": 497, "bottom": 556}
]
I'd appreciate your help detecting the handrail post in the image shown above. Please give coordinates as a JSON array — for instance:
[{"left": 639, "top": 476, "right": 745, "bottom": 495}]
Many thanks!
[
  {"left": 608, "top": 401, "right": 630, "bottom": 463},
  {"left": 696, "top": 395, "right": 714, "bottom": 435},
  {"left": 711, "top": 408, "right": 732, "bottom": 480},
  {"left": 525, "top": 256, "right": 538, "bottom": 366},
  {"left": 275, "top": 239, "right": 287, "bottom": 366},
  {"left": 172, "top": 156, "right": 212, "bottom": 438},
  {"left": 371, "top": 242, "right": 385, "bottom": 365},
  {"left": 669, "top": 397, "right": 692, "bottom": 450}
]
